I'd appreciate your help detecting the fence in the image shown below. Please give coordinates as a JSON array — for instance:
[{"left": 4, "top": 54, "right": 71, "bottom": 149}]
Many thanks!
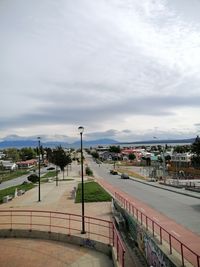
[
  {"left": 0, "top": 209, "right": 125, "bottom": 267},
  {"left": 115, "top": 192, "right": 200, "bottom": 267}
]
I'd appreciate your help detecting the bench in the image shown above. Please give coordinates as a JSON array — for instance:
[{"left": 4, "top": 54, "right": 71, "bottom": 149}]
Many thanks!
[{"left": 3, "top": 195, "right": 13, "bottom": 203}]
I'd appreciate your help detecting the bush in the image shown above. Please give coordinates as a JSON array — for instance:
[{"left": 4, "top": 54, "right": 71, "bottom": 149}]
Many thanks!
[{"left": 27, "top": 174, "right": 39, "bottom": 183}]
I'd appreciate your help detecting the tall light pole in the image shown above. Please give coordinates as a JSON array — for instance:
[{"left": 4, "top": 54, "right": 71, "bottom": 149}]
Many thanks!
[
  {"left": 78, "top": 126, "right": 86, "bottom": 234},
  {"left": 38, "top": 137, "right": 41, "bottom": 202}
]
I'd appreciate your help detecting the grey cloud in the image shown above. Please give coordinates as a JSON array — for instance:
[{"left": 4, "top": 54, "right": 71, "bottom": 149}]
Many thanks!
[{"left": 1, "top": 95, "right": 200, "bottom": 131}]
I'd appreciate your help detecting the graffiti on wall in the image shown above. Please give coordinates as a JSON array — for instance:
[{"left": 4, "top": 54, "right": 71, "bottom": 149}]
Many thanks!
[
  {"left": 144, "top": 235, "right": 167, "bottom": 267},
  {"left": 113, "top": 199, "right": 176, "bottom": 267},
  {"left": 137, "top": 225, "right": 145, "bottom": 256}
]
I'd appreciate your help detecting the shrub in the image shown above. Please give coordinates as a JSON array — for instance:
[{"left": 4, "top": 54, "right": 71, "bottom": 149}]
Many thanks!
[{"left": 27, "top": 174, "right": 39, "bottom": 183}]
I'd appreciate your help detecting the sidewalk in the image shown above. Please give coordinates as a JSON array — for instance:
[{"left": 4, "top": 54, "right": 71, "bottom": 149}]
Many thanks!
[{"left": 0, "top": 163, "right": 114, "bottom": 267}]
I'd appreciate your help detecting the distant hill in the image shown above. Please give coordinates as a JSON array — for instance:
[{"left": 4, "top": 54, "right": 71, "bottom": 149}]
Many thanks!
[
  {"left": 0, "top": 136, "right": 195, "bottom": 149},
  {"left": 0, "top": 138, "right": 118, "bottom": 149}
]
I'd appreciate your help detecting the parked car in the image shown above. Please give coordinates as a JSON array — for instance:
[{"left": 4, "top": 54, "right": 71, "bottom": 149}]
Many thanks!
[
  {"left": 110, "top": 170, "right": 118, "bottom": 175},
  {"left": 121, "top": 173, "right": 129, "bottom": 179}
]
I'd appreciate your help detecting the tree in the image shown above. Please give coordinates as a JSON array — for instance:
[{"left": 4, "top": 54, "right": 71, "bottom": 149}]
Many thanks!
[
  {"left": 109, "top": 145, "right": 121, "bottom": 153},
  {"left": 20, "top": 147, "right": 36, "bottom": 161},
  {"left": 91, "top": 151, "right": 99, "bottom": 159},
  {"left": 52, "top": 146, "right": 72, "bottom": 180},
  {"left": 4, "top": 148, "right": 20, "bottom": 162},
  {"left": 191, "top": 136, "right": 200, "bottom": 168},
  {"left": 128, "top": 153, "right": 136, "bottom": 161}
]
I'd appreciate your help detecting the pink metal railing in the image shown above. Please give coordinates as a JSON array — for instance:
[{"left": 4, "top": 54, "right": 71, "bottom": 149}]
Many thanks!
[
  {"left": 115, "top": 192, "right": 200, "bottom": 267},
  {"left": 0, "top": 209, "right": 125, "bottom": 267}
]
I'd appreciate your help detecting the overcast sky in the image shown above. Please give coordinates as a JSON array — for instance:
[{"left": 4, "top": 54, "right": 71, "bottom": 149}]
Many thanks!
[{"left": 1, "top": 0, "right": 200, "bottom": 142}]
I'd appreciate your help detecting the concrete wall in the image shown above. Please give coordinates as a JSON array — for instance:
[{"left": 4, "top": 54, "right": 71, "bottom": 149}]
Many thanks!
[{"left": 113, "top": 200, "right": 180, "bottom": 267}]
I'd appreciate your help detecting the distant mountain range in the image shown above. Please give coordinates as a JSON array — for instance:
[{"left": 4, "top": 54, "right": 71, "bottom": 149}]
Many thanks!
[
  {"left": 0, "top": 137, "right": 118, "bottom": 149},
  {"left": 0, "top": 135, "right": 195, "bottom": 149}
]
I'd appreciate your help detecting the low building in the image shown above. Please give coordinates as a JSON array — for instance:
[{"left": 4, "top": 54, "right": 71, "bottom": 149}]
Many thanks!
[
  {"left": 16, "top": 159, "right": 37, "bottom": 169},
  {"left": 0, "top": 160, "right": 18, "bottom": 170},
  {"left": 171, "top": 153, "right": 192, "bottom": 168}
]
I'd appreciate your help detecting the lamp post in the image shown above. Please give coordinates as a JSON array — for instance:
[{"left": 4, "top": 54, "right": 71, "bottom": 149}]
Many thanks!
[
  {"left": 78, "top": 126, "right": 86, "bottom": 234},
  {"left": 38, "top": 137, "right": 41, "bottom": 202}
]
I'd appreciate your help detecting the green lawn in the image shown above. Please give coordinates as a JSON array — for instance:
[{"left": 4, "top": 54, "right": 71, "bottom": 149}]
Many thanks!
[
  {"left": 0, "top": 183, "right": 35, "bottom": 203},
  {"left": 75, "top": 181, "right": 112, "bottom": 203},
  {"left": 42, "top": 171, "right": 57, "bottom": 179}
]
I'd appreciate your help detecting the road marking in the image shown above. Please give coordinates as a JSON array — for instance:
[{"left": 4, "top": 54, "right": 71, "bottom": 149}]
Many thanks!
[
  {"left": 153, "top": 217, "right": 159, "bottom": 222},
  {"left": 171, "top": 230, "right": 181, "bottom": 237}
]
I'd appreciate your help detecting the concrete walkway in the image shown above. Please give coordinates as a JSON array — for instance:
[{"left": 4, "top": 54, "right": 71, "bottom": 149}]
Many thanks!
[
  {"left": 0, "top": 238, "right": 113, "bottom": 267},
  {"left": 0, "top": 162, "right": 114, "bottom": 267}
]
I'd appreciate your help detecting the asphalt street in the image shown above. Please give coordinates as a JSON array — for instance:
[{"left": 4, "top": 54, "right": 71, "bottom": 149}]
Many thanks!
[{"left": 87, "top": 156, "right": 200, "bottom": 235}]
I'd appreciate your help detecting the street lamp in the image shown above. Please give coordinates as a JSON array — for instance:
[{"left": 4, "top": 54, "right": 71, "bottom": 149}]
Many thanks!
[
  {"left": 78, "top": 126, "right": 86, "bottom": 234},
  {"left": 38, "top": 137, "right": 41, "bottom": 202}
]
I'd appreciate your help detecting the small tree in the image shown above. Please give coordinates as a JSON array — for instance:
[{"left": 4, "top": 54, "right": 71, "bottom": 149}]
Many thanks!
[
  {"left": 109, "top": 146, "right": 121, "bottom": 153},
  {"left": 128, "top": 153, "right": 136, "bottom": 161},
  {"left": 52, "top": 146, "right": 72, "bottom": 180},
  {"left": 191, "top": 136, "right": 200, "bottom": 168}
]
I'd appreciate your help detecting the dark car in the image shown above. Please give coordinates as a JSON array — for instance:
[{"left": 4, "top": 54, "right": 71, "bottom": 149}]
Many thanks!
[
  {"left": 110, "top": 170, "right": 118, "bottom": 175},
  {"left": 121, "top": 173, "right": 129, "bottom": 179}
]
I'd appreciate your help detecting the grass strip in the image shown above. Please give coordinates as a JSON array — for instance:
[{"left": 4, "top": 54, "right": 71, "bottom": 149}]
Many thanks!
[
  {"left": 75, "top": 181, "right": 111, "bottom": 203},
  {"left": 0, "top": 183, "right": 35, "bottom": 203}
]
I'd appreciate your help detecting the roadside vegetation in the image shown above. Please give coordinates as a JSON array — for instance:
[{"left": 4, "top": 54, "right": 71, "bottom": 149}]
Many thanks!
[
  {"left": 0, "top": 183, "right": 35, "bottom": 203},
  {"left": 75, "top": 181, "right": 111, "bottom": 203}
]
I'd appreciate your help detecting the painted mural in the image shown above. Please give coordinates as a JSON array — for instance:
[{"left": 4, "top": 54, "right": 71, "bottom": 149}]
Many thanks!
[{"left": 113, "top": 199, "right": 176, "bottom": 267}]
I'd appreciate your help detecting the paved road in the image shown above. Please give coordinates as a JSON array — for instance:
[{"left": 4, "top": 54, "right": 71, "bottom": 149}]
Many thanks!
[
  {"left": 87, "top": 156, "right": 200, "bottom": 235},
  {"left": 0, "top": 167, "right": 48, "bottom": 190}
]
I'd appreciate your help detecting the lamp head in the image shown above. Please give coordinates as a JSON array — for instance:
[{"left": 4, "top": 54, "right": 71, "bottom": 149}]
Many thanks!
[{"left": 78, "top": 126, "right": 84, "bottom": 134}]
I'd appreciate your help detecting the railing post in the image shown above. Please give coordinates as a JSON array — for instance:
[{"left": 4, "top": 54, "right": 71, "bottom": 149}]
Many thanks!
[
  {"left": 169, "top": 234, "right": 172, "bottom": 254},
  {"left": 146, "top": 216, "right": 148, "bottom": 231},
  {"left": 49, "top": 212, "right": 51, "bottom": 233},
  {"left": 152, "top": 221, "right": 155, "bottom": 237},
  {"left": 10, "top": 210, "right": 12, "bottom": 231},
  {"left": 141, "top": 212, "right": 142, "bottom": 225},
  {"left": 68, "top": 214, "right": 70, "bottom": 235},
  {"left": 30, "top": 211, "right": 32, "bottom": 231},
  {"left": 122, "top": 249, "right": 125, "bottom": 267},
  {"left": 197, "top": 255, "right": 200, "bottom": 267},
  {"left": 117, "top": 234, "right": 119, "bottom": 260},
  {"left": 160, "top": 227, "right": 162, "bottom": 244},
  {"left": 181, "top": 243, "right": 184, "bottom": 267}
]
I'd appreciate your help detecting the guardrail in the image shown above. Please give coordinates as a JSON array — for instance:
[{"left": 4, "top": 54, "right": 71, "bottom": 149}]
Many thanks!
[
  {"left": 0, "top": 209, "right": 125, "bottom": 267},
  {"left": 115, "top": 192, "right": 200, "bottom": 267}
]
